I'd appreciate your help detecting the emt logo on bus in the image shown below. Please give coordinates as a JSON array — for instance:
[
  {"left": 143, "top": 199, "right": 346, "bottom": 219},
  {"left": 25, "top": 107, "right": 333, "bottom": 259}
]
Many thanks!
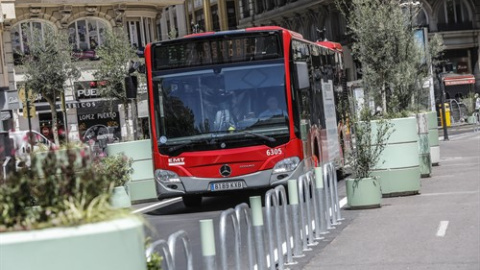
[{"left": 168, "top": 157, "right": 185, "bottom": 166}]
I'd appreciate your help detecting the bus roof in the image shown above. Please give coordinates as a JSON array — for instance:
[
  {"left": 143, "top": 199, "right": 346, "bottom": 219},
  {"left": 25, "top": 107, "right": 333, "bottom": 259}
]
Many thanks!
[
  {"left": 183, "top": 26, "right": 303, "bottom": 39},
  {"left": 316, "top": 41, "right": 343, "bottom": 53}
]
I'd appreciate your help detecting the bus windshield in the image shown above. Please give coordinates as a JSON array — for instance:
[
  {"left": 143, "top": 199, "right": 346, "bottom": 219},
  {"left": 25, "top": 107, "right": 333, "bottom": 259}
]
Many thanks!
[{"left": 153, "top": 61, "right": 289, "bottom": 155}]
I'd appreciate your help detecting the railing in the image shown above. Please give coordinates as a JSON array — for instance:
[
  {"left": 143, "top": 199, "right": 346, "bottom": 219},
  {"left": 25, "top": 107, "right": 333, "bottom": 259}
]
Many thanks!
[{"left": 145, "top": 161, "right": 343, "bottom": 270}]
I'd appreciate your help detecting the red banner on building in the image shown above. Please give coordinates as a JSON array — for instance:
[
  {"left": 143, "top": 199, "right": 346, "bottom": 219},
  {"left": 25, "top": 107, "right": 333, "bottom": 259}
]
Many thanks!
[{"left": 443, "top": 74, "right": 475, "bottom": 86}]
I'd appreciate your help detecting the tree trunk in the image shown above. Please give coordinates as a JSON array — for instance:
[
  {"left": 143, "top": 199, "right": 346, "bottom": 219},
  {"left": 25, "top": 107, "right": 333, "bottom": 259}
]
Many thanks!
[
  {"left": 123, "top": 101, "right": 132, "bottom": 141},
  {"left": 45, "top": 96, "right": 60, "bottom": 145},
  {"left": 382, "top": 82, "right": 387, "bottom": 113}
]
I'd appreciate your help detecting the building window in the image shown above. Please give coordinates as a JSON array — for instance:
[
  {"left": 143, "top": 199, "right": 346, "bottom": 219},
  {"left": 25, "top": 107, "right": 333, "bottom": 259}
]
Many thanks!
[
  {"left": 241, "top": 0, "right": 250, "bottom": 18},
  {"left": 126, "top": 17, "right": 155, "bottom": 55},
  {"left": 414, "top": 8, "right": 428, "bottom": 27},
  {"left": 67, "top": 18, "right": 108, "bottom": 60},
  {"left": 11, "top": 20, "right": 53, "bottom": 65},
  {"left": 227, "top": 1, "right": 237, "bottom": 30},
  {"left": 437, "top": 0, "right": 472, "bottom": 31}
]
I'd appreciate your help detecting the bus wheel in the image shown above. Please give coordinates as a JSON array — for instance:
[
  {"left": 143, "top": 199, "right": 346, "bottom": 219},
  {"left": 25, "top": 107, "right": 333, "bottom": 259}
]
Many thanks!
[{"left": 182, "top": 195, "right": 202, "bottom": 208}]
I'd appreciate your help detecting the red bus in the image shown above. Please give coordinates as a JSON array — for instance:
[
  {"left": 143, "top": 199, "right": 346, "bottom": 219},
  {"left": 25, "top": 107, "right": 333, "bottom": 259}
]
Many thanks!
[{"left": 144, "top": 26, "right": 345, "bottom": 207}]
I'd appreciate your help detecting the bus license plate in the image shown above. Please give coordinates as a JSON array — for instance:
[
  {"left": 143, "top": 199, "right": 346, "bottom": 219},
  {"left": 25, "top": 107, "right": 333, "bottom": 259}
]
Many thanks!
[{"left": 210, "top": 181, "right": 244, "bottom": 191}]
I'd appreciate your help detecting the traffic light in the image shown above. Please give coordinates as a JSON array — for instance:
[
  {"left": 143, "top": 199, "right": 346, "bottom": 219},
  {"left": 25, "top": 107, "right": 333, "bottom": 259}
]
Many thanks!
[
  {"left": 18, "top": 87, "right": 36, "bottom": 118},
  {"left": 125, "top": 76, "right": 138, "bottom": 99}
]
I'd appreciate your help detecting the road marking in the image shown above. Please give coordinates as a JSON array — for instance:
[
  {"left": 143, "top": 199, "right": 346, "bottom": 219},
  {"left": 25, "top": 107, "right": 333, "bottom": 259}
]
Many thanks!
[
  {"left": 436, "top": 221, "right": 449, "bottom": 237},
  {"left": 131, "top": 197, "right": 182, "bottom": 214},
  {"left": 421, "top": 191, "right": 479, "bottom": 197},
  {"left": 339, "top": 197, "right": 347, "bottom": 208}
]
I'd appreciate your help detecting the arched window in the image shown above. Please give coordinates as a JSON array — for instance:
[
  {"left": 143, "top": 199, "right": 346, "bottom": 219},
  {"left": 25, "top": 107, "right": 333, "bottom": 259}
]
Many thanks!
[
  {"left": 414, "top": 8, "right": 428, "bottom": 27},
  {"left": 401, "top": 4, "right": 428, "bottom": 28},
  {"left": 437, "top": 0, "right": 472, "bottom": 31},
  {"left": 10, "top": 20, "right": 54, "bottom": 65},
  {"left": 67, "top": 18, "right": 108, "bottom": 59}
]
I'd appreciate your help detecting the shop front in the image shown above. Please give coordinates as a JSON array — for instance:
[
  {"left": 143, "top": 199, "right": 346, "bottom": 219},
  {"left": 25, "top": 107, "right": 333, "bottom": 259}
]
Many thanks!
[{"left": 72, "top": 81, "right": 122, "bottom": 155}]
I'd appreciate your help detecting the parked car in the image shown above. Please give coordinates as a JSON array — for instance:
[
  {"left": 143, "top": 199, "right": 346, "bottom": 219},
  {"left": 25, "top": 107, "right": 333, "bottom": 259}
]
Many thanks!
[{"left": 8, "top": 130, "right": 55, "bottom": 168}]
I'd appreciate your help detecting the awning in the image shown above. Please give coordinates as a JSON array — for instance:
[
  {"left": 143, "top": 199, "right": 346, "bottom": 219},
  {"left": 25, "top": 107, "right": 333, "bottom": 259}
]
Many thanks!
[{"left": 443, "top": 74, "right": 475, "bottom": 86}]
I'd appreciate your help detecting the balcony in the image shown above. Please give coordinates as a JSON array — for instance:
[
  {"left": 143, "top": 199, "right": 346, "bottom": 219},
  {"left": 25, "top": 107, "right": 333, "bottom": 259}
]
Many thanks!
[{"left": 437, "top": 22, "right": 474, "bottom": 32}]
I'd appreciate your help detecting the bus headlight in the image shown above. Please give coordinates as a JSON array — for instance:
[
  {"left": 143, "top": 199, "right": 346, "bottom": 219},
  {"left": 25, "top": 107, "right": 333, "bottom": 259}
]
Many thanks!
[
  {"left": 155, "top": 169, "right": 181, "bottom": 183},
  {"left": 273, "top": 157, "right": 300, "bottom": 174}
]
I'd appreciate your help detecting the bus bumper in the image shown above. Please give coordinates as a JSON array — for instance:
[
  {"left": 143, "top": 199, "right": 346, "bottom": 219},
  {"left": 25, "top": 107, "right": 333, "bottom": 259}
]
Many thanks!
[{"left": 154, "top": 160, "right": 308, "bottom": 199}]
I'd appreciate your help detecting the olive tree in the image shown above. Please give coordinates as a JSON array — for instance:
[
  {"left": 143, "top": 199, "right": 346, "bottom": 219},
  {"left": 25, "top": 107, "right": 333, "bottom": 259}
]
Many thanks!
[
  {"left": 22, "top": 26, "right": 80, "bottom": 145},
  {"left": 337, "top": 0, "right": 443, "bottom": 115},
  {"left": 93, "top": 29, "right": 139, "bottom": 141}
]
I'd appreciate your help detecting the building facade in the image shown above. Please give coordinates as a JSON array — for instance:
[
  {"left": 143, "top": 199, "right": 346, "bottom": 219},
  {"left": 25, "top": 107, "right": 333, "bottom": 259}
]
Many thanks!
[
  {"left": 0, "top": 0, "right": 182, "bottom": 150},
  {"left": 1, "top": 0, "right": 479, "bottom": 143},
  {"left": 170, "top": 0, "right": 479, "bottom": 98},
  {"left": 1, "top": 0, "right": 16, "bottom": 132}
]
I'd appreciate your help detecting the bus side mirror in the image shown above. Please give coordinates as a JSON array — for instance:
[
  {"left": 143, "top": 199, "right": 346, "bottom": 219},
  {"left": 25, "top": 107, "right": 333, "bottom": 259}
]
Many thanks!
[{"left": 294, "top": 62, "right": 310, "bottom": 90}]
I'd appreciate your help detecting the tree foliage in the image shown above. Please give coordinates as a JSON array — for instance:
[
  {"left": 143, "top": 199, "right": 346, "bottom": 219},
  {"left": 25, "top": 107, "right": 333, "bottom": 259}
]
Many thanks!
[
  {"left": 348, "top": 108, "right": 392, "bottom": 180},
  {"left": 337, "top": 0, "right": 444, "bottom": 114},
  {"left": 94, "top": 29, "right": 139, "bottom": 140},
  {"left": 22, "top": 26, "right": 80, "bottom": 145}
]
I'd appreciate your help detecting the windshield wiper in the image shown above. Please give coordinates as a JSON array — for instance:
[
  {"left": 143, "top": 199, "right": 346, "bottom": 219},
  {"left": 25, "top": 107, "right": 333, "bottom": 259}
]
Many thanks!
[
  {"left": 167, "top": 141, "right": 195, "bottom": 153},
  {"left": 243, "top": 130, "right": 276, "bottom": 142}
]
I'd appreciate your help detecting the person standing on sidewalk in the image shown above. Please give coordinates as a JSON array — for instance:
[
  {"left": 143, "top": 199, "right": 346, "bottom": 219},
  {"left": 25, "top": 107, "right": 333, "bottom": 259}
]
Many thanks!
[{"left": 475, "top": 93, "right": 480, "bottom": 113}]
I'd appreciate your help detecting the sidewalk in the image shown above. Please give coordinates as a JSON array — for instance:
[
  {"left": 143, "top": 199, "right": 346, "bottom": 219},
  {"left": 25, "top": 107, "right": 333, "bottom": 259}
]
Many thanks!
[{"left": 303, "top": 131, "right": 480, "bottom": 269}]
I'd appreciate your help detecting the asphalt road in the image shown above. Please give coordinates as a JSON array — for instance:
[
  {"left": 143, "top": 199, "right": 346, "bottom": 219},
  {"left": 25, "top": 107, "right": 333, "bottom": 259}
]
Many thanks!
[
  {"left": 139, "top": 177, "right": 353, "bottom": 269},
  {"left": 303, "top": 129, "right": 480, "bottom": 269},
  {"left": 137, "top": 124, "right": 479, "bottom": 270}
]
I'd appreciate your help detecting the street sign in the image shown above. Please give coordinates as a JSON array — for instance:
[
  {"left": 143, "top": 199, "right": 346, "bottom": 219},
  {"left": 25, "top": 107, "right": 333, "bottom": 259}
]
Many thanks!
[{"left": 19, "top": 87, "right": 36, "bottom": 118}]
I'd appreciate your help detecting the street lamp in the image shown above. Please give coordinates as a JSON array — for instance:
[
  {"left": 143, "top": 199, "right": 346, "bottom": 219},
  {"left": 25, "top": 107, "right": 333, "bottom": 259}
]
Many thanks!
[{"left": 435, "top": 66, "right": 449, "bottom": 141}]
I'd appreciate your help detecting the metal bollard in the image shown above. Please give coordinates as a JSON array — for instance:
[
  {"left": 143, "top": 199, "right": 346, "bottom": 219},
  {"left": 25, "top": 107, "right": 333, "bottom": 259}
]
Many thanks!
[
  {"left": 298, "top": 174, "right": 317, "bottom": 248},
  {"left": 323, "top": 164, "right": 336, "bottom": 229},
  {"left": 219, "top": 208, "right": 241, "bottom": 270},
  {"left": 168, "top": 230, "right": 194, "bottom": 270},
  {"left": 329, "top": 163, "right": 344, "bottom": 222},
  {"left": 326, "top": 163, "right": 339, "bottom": 225},
  {"left": 265, "top": 189, "right": 282, "bottom": 270},
  {"left": 235, "top": 203, "right": 255, "bottom": 270},
  {"left": 250, "top": 196, "right": 267, "bottom": 270},
  {"left": 313, "top": 167, "right": 329, "bottom": 235},
  {"left": 287, "top": 179, "right": 304, "bottom": 258},
  {"left": 200, "top": 219, "right": 217, "bottom": 270},
  {"left": 146, "top": 239, "right": 173, "bottom": 270},
  {"left": 274, "top": 185, "right": 296, "bottom": 265},
  {"left": 307, "top": 170, "right": 325, "bottom": 240}
]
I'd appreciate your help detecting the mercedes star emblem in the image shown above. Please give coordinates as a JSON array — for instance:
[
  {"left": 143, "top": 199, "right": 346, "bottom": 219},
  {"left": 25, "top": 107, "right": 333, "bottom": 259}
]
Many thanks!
[{"left": 220, "top": 164, "right": 232, "bottom": 177}]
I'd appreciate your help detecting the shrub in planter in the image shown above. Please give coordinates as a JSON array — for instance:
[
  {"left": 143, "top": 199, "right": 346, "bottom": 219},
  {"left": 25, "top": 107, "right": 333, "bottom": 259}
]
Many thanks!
[
  {"left": 346, "top": 108, "right": 392, "bottom": 209},
  {"left": 93, "top": 153, "right": 134, "bottom": 208},
  {"left": 0, "top": 144, "right": 148, "bottom": 270}
]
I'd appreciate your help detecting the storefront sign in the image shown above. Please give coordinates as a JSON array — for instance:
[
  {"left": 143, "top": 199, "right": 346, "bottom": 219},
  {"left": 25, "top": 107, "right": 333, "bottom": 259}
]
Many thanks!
[
  {"left": 77, "top": 102, "right": 121, "bottom": 155},
  {"left": 6, "top": 90, "right": 20, "bottom": 110},
  {"left": 456, "top": 62, "right": 468, "bottom": 74},
  {"left": 443, "top": 75, "right": 475, "bottom": 86}
]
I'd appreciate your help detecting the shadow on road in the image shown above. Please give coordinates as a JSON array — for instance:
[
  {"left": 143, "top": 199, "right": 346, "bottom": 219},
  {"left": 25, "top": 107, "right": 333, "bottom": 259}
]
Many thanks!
[{"left": 145, "top": 189, "right": 268, "bottom": 216}]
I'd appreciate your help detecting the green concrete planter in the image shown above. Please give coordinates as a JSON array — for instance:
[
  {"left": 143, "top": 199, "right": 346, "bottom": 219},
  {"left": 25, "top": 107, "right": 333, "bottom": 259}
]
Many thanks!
[
  {"left": 107, "top": 140, "right": 156, "bottom": 202},
  {"left": 32, "top": 146, "right": 90, "bottom": 178},
  {"left": 467, "top": 115, "right": 477, "bottom": 124},
  {"left": 111, "top": 186, "right": 132, "bottom": 208},
  {"left": 426, "top": 111, "right": 440, "bottom": 166},
  {"left": 0, "top": 217, "right": 146, "bottom": 270},
  {"left": 417, "top": 113, "right": 432, "bottom": 178},
  {"left": 370, "top": 117, "right": 421, "bottom": 197},
  {"left": 346, "top": 178, "right": 381, "bottom": 209}
]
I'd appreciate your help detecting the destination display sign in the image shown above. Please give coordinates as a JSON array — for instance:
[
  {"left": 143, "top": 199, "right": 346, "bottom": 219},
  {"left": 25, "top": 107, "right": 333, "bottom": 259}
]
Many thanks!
[{"left": 153, "top": 33, "right": 282, "bottom": 70}]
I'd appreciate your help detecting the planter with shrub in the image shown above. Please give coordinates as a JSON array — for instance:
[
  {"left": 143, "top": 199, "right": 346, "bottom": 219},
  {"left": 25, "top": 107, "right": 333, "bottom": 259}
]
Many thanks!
[
  {"left": 346, "top": 108, "right": 392, "bottom": 209},
  {"left": 0, "top": 145, "right": 147, "bottom": 270}
]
